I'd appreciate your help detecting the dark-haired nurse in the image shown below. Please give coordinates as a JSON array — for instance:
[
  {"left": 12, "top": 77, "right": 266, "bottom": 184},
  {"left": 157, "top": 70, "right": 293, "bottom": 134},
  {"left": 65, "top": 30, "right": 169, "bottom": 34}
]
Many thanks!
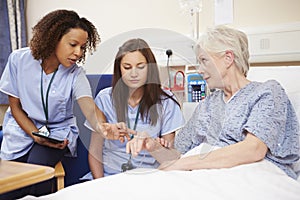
[
  {"left": 0, "top": 9, "right": 128, "bottom": 199},
  {"left": 82, "top": 38, "right": 185, "bottom": 180}
]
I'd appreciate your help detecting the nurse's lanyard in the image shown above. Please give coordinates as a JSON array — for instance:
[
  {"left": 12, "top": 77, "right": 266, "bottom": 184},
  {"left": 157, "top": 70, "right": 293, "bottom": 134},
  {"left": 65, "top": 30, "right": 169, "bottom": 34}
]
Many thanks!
[
  {"left": 121, "top": 104, "right": 141, "bottom": 172},
  {"left": 40, "top": 68, "right": 58, "bottom": 126},
  {"left": 127, "top": 104, "right": 141, "bottom": 138}
]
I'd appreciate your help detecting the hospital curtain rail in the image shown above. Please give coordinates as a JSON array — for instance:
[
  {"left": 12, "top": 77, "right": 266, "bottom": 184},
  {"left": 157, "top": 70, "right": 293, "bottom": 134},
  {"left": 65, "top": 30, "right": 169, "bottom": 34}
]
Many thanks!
[{"left": 0, "top": 0, "right": 27, "bottom": 104}]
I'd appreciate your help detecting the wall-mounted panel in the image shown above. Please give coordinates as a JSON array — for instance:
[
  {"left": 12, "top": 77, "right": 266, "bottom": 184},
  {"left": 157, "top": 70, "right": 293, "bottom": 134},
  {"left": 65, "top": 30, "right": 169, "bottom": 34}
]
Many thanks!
[{"left": 243, "top": 22, "right": 300, "bottom": 63}]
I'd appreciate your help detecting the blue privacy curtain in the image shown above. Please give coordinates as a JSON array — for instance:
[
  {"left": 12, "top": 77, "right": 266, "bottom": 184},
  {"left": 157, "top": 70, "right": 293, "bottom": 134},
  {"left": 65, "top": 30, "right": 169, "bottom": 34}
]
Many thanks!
[{"left": 0, "top": 0, "right": 27, "bottom": 104}]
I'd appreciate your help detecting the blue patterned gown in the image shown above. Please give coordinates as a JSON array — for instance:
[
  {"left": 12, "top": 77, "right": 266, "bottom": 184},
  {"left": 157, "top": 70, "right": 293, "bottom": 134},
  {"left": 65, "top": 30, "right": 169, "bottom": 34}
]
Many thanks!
[{"left": 175, "top": 80, "right": 300, "bottom": 179}]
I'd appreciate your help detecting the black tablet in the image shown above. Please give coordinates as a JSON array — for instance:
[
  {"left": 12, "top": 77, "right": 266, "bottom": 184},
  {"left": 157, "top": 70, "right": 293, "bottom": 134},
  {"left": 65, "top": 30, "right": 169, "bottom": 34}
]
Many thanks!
[{"left": 32, "top": 131, "right": 64, "bottom": 144}]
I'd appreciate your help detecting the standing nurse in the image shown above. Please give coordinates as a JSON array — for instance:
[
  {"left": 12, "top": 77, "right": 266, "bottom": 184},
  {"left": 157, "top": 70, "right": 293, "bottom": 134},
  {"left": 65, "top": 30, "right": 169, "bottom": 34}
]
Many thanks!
[{"left": 0, "top": 9, "right": 126, "bottom": 199}]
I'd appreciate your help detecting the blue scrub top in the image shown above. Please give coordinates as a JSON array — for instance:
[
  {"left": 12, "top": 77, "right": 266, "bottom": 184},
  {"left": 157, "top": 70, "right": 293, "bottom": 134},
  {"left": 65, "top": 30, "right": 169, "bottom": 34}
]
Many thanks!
[
  {"left": 85, "top": 87, "right": 185, "bottom": 177},
  {"left": 0, "top": 47, "right": 92, "bottom": 160}
]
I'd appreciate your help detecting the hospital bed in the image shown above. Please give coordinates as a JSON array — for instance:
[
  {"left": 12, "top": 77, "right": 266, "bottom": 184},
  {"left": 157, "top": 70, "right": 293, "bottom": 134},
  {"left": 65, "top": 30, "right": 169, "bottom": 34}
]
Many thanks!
[{"left": 20, "top": 66, "right": 300, "bottom": 200}]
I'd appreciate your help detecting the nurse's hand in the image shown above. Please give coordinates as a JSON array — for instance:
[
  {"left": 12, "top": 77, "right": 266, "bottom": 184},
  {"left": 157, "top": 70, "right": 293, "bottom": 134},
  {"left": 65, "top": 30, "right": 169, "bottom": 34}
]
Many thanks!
[
  {"left": 34, "top": 136, "right": 69, "bottom": 149},
  {"left": 99, "top": 122, "right": 136, "bottom": 143},
  {"left": 126, "top": 133, "right": 173, "bottom": 157},
  {"left": 126, "top": 132, "right": 160, "bottom": 157}
]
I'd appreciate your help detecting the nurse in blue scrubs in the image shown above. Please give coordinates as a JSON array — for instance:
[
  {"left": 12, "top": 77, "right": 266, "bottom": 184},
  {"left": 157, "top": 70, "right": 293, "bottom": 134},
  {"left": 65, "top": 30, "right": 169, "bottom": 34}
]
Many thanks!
[
  {"left": 0, "top": 9, "right": 126, "bottom": 199},
  {"left": 83, "top": 38, "right": 185, "bottom": 179}
]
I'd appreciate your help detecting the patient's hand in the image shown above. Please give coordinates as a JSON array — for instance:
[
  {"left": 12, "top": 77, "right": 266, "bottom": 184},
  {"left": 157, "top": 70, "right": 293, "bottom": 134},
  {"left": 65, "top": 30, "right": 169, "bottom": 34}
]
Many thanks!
[
  {"left": 126, "top": 132, "right": 181, "bottom": 164},
  {"left": 156, "top": 137, "right": 172, "bottom": 149}
]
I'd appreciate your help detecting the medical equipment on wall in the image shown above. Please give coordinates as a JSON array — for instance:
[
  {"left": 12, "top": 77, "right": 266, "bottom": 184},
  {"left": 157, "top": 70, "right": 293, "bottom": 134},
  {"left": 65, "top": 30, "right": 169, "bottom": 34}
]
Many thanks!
[
  {"left": 167, "top": 70, "right": 185, "bottom": 106},
  {"left": 172, "top": 71, "right": 185, "bottom": 91},
  {"left": 185, "top": 65, "right": 206, "bottom": 102}
]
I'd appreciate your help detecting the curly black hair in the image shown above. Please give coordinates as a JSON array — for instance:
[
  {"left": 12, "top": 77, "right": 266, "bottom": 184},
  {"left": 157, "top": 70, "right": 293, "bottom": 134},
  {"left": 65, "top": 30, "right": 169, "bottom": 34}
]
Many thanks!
[{"left": 30, "top": 9, "right": 100, "bottom": 63}]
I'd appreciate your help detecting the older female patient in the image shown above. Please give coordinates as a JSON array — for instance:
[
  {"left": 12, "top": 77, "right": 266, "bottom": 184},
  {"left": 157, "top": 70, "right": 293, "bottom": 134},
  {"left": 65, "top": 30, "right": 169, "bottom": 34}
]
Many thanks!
[{"left": 127, "top": 25, "right": 300, "bottom": 180}]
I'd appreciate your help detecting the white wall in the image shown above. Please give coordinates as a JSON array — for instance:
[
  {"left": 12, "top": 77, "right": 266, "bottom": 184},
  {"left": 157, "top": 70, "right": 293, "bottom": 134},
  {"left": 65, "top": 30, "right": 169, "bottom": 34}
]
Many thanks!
[
  {"left": 26, "top": 0, "right": 195, "bottom": 73},
  {"left": 199, "top": 0, "right": 300, "bottom": 32},
  {"left": 25, "top": 0, "right": 300, "bottom": 74},
  {"left": 26, "top": 0, "right": 191, "bottom": 42}
]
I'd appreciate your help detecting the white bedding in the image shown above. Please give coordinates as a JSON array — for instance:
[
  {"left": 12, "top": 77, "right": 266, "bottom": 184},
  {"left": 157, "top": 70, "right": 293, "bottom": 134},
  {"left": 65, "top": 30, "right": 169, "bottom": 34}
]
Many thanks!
[{"left": 22, "top": 146, "right": 300, "bottom": 200}]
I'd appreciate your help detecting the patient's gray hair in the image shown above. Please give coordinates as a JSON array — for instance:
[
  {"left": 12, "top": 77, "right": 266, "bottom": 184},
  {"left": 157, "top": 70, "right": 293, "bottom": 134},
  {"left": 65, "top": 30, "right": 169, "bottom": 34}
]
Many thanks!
[{"left": 195, "top": 25, "right": 250, "bottom": 77}]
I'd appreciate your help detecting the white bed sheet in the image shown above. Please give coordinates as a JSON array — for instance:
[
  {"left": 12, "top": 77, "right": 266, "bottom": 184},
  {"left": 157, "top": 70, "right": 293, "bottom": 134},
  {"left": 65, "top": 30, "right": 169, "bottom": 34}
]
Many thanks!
[{"left": 22, "top": 154, "right": 300, "bottom": 200}]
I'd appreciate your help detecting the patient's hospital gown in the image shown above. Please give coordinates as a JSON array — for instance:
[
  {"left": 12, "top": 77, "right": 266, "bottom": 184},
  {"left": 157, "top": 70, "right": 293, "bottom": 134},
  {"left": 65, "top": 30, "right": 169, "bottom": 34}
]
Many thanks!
[{"left": 175, "top": 80, "right": 300, "bottom": 179}]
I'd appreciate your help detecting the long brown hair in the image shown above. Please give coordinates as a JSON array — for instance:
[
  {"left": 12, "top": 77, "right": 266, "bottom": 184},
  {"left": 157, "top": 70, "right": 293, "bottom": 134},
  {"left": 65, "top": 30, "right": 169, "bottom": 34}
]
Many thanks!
[{"left": 112, "top": 38, "right": 180, "bottom": 125}]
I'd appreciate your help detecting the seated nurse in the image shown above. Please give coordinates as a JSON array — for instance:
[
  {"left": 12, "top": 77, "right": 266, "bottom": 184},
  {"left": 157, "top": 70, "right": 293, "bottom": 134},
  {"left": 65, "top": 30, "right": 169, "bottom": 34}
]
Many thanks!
[{"left": 82, "top": 38, "right": 185, "bottom": 179}]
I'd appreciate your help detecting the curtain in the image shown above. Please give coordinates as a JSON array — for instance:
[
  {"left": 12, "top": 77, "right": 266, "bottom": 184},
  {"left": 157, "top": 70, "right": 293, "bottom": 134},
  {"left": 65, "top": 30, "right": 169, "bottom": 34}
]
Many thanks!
[{"left": 0, "top": 0, "right": 27, "bottom": 104}]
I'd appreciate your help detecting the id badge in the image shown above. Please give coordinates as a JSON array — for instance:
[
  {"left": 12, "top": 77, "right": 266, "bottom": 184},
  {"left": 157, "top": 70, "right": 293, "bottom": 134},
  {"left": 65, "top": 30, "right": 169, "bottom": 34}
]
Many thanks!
[{"left": 38, "top": 125, "right": 50, "bottom": 137}]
